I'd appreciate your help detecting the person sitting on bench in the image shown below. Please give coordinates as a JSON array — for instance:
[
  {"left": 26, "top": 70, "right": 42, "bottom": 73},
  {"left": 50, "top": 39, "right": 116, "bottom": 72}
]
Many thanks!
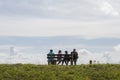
[
  {"left": 47, "top": 49, "right": 54, "bottom": 64},
  {"left": 62, "top": 51, "right": 70, "bottom": 65},
  {"left": 57, "top": 50, "right": 62, "bottom": 65}
]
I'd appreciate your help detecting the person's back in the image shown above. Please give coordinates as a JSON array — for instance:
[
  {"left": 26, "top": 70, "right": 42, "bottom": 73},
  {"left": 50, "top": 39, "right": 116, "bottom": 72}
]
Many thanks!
[
  {"left": 63, "top": 51, "right": 70, "bottom": 65},
  {"left": 47, "top": 49, "right": 54, "bottom": 64},
  {"left": 57, "top": 50, "right": 62, "bottom": 60},
  {"left": 64, "top": 53, "right": 69, "bottom": 60},
  {"left": 71, "top": 49, "right": 78, "bottom": 65},
  {"left": 57, "top": 50, "right": 62, "bottom": 65},
  {"left": 72, "top": 51, "right": 78, "bottom": 60}
]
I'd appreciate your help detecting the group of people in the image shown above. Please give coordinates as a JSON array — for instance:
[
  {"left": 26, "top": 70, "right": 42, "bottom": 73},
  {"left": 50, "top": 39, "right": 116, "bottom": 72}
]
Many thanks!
[{"left": 47, "top": 49, "right": 79, "bottom": 65}]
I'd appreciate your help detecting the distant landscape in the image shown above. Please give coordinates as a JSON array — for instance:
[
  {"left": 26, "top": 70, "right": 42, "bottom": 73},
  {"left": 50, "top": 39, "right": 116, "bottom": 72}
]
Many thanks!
[{"left": 0, "top": 64, "right": 120, "bottom": 80}]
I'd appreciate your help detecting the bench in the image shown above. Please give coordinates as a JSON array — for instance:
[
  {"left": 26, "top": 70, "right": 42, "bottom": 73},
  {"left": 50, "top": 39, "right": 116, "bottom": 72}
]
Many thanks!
[{"left": 47, "top": 54, "right": 74, "bottom": 65}]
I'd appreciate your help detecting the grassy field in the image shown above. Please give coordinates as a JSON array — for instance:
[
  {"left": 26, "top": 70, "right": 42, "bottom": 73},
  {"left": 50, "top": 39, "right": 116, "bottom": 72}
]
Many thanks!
[{"left": 0, "top": 64, "right": 120, "bottom": 80}]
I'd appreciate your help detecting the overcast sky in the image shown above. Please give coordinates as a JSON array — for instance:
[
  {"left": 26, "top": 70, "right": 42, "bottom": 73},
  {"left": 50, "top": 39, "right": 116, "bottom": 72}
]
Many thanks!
[
  {"left": 0, "top": 0, "right": 120, "bottom": 64},
  {"left": 0, "top": 0, "right": 120, "bottom": 38}
]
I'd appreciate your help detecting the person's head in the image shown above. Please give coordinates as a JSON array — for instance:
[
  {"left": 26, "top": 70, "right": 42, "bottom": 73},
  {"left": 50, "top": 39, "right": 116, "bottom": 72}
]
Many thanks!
[
  {"left": 50, "top": 49, "right": 53, "bottom": 52},
  {"left": 65, "top": 51, "right": 68, "bottom": 54},
  {"left": 73, "top": 49, "right": 76, "bottom": 52},
  {"left": 58, "top": 50, "right": 62, "bottom": 53}
]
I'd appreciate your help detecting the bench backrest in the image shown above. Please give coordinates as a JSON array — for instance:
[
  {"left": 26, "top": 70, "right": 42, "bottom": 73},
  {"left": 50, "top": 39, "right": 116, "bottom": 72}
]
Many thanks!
[
  {"left": 47, "top": 54, "right": 72, "bottom": 60},
  {"left": 47, "top": 54, "right": 75, "bottom": 65}
]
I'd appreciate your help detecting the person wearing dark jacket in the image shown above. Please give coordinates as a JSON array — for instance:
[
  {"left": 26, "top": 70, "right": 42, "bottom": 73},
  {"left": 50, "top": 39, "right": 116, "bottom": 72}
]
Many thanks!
[{"left": 71, "top": 49, "right": 78, "bottom": 65}]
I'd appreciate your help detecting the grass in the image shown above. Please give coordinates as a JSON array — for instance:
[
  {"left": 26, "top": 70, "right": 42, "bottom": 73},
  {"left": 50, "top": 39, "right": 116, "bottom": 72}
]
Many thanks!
[{"left": 0, "top": 64, "right": 120, "bottom": 80}]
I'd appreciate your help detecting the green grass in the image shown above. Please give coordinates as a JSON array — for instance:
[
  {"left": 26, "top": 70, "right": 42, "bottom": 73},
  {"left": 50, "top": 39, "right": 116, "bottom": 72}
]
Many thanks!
[{"left": 0, "top": 64, "right": 120, "bottom": 80}]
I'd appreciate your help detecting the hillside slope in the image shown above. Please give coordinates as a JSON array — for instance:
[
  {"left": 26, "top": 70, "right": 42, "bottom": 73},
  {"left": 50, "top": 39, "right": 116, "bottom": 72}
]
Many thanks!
[{"left": 0, "top": 64, "right": 120, "bottom": 80}]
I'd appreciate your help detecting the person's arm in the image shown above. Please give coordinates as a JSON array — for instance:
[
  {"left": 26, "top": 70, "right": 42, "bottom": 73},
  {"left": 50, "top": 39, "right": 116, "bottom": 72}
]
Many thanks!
[{"left": 77, "top": 52, "right": 79, "bottom": 58}]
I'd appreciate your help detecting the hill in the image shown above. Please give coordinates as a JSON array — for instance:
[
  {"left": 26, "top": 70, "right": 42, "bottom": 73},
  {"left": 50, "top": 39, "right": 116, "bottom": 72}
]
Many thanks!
[{"left": 0, "top": 64, "right": 120, "bottom": 80}]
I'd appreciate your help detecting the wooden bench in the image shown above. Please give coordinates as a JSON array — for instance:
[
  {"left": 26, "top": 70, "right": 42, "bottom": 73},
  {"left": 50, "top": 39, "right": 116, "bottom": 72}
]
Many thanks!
[{"left": 47, "top": 54, "right": 74, "bottom": 65}]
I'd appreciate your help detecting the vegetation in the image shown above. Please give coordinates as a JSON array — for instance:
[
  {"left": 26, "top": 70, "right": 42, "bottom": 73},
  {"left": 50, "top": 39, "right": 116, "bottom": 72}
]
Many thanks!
[{"left": 0, "top": 64, "right": 120, "bottom": 80}]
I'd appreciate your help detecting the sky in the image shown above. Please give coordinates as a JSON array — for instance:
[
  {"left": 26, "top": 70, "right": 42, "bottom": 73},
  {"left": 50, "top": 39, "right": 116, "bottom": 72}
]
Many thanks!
[{"left": 0, "top": 0, "right": 120, "bottom": 64}]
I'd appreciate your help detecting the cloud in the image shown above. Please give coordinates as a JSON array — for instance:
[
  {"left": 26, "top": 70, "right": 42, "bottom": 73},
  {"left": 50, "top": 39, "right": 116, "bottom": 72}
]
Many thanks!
[
  {"left": 0, "top": 16, "right": 120, "bottom": 39},
  {"left": 99, "top": 1, "right": 119, "bottom": 16},
  {"left": 0, "top": 0, "right": 120, "bottom": 20},
  {"left": 0, "top": 48, "right": 47, "bottom": 64},
  {"left": 78, "top": 49, "right": 104, "bottom": 64},
  {"left": 113, "top": 44, "right": 120, "bottom": 52},
  {"left": 77, "top": 44, "right": 120, "bottom": 64},
  {"left": 9, "top": 53, "right": 47, "bottom": 64},
  {"left": 0, "top": 44, "right": 120, "bottom": 64}
]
